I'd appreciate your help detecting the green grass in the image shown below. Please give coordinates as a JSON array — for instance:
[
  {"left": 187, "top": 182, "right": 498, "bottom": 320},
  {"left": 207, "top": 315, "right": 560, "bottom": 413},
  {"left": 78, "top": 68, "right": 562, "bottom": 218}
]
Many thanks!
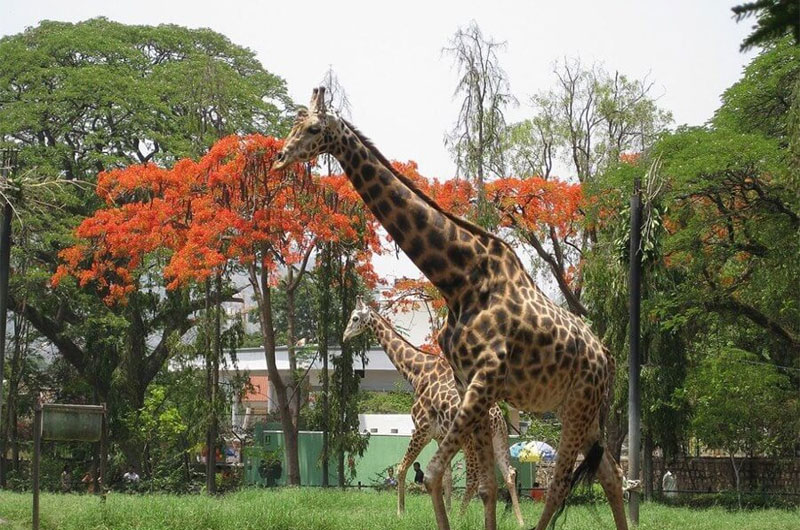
[{"left": 0, "top": 488, "right": 797, "bottom": 530}]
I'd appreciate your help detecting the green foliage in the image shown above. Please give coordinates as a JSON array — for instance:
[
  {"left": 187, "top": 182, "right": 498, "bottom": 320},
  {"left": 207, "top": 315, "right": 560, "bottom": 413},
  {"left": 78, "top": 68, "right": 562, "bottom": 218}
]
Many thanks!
[
  {"left": 687, "top": 347, "right": 798, "bottom": 458},
  {"left": 0, "top": 18, "right": 291, "bottom": 478},
  {"left": 0, "top": 17, "right": 291, "bottom": 175},
  {"left": 270, "top": 273, "right": 319, "bottom": 347},
  {"left": 357, "top": 385, "right": 414, "bottom": 414},
  {"left": 732, "top": 1, "right": 800, "bottom": 51},
  {"left": 520, "top": 414, "right": 561, "bottom": 448}
]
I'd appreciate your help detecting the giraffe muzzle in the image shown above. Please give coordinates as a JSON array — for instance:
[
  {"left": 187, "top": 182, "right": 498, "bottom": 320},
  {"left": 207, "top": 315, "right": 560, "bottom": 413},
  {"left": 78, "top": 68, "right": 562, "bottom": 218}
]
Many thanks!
[{"left": 272, "top": 151, "right": 288, "bottom": 170}]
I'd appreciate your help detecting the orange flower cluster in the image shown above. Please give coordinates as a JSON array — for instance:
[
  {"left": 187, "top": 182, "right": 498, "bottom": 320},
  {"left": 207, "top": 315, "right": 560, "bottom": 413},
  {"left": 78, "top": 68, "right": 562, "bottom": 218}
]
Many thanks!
[
  {"left": 53, "top": 135, "right": 381, "bottom": 304},
  {"left": 486, "top": 177, "right": 584, "bottom": 238}
]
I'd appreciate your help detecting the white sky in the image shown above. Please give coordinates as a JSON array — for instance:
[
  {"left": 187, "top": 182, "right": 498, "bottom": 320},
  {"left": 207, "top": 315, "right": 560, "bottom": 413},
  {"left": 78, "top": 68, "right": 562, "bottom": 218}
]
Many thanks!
[{"left": 2, "top": 0, "right": 756, "bottom": 284}]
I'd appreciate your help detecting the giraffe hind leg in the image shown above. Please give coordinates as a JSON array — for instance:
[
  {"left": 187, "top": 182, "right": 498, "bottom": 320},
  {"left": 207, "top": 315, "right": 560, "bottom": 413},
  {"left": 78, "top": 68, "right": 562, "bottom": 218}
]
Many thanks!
[
  {"left": 532, "top": 414, "right": 602, "bottom": 530},
  {"left": 424, "top": 370, "right": 497, "bottom": 530},
  {"left": 596, "top": 448, "right": 629, "bottom": 530},
  {"left": 492, "top": 430, "right": 525, "bottom": 527},
  {"left": 397, "top": 425, "right": 430, "bottom": 516}
]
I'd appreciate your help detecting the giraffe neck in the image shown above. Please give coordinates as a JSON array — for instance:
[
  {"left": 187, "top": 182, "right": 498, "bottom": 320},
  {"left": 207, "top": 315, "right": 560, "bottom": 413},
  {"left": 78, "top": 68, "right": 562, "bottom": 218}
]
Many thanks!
[
  {"left": 331, "top": 119, "right": 493, "bottom": 302},
  {"left": 367, "top": 310, "right": 425, "bottom": 390}
]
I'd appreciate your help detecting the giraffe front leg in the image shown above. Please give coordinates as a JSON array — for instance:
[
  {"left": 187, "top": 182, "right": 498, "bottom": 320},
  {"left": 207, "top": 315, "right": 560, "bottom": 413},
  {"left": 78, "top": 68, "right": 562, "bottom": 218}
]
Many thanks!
[
  {"left": 460, "top": 436, "right": 480, "bottom": 515},
  {"left": 425, "top": 371, "right": 497, "bottom": 530},
  {"left": 397, "top": 425, "right": 431, "bottom": 516},
  {"left": 472, "top": 412, "right": 499, "bottom": 530},
  {"left": 442, "top": 459, "right": 453, "bottom": 511}
]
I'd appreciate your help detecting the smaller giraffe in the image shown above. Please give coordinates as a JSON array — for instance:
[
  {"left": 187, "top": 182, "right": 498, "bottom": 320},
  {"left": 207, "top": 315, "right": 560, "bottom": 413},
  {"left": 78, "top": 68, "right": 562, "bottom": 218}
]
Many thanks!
[{"left": 343, "top": 298, "right": 524, "bottom": 526}]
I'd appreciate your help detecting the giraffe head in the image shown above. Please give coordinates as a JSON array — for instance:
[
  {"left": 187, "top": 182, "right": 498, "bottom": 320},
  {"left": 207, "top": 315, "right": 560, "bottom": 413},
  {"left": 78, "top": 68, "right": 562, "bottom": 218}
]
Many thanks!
[
  {"left": 273, "top": 87, "right": 340, "bottom": 171},
  {"left": 342, "top": 297, "right": 371, "bottom": 342}
]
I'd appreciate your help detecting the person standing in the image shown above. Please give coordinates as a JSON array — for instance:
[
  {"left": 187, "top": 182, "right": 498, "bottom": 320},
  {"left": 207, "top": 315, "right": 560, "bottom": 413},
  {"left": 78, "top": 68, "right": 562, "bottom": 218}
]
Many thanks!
[
  {"left": 60, "top": 464, "right": 72, "bottom": 493},
  {"left": 413, "top": 462, "right": 424, "bottom": 485}
]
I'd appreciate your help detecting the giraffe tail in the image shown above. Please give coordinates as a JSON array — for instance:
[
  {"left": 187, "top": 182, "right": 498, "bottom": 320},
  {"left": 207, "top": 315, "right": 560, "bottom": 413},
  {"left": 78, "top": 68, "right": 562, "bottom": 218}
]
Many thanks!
[{"left": 549, "top": 441, "right": 604, "bottom": 530}]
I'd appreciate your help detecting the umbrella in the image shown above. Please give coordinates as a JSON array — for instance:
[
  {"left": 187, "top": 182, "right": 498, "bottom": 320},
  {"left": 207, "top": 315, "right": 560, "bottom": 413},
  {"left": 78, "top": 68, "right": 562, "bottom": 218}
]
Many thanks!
[
  {"left": 513, "top": 440, "right": 557, "bottom": 463},
  {"left": 509, "top": 442, "right": 526, "bottom": 459}
]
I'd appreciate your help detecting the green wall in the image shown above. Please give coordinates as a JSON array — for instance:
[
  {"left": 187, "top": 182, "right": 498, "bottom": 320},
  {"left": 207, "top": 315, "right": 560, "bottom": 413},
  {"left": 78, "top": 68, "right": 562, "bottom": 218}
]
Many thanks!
[{"left": 244, "top": 425, "right": 534, "bottom": 489}]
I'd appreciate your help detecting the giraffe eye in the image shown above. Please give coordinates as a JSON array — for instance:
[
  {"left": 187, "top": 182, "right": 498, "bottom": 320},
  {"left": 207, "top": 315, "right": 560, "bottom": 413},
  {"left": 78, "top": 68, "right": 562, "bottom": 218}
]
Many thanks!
[
  {"left": 308, "top": 125, "right": 322, "bottom": 134},
  {"left": 353, "top": 316, "right": 359, "bottom": 322}
]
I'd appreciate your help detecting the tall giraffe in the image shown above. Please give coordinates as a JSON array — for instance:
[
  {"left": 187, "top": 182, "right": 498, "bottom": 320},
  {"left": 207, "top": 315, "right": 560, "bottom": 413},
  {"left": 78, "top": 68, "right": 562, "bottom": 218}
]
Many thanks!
[
  {"left": 342, "top": 298, "right": 524, "bottom": 526},
  {"left": 274, "top": 87, "right": 628, "bottom": 530}
]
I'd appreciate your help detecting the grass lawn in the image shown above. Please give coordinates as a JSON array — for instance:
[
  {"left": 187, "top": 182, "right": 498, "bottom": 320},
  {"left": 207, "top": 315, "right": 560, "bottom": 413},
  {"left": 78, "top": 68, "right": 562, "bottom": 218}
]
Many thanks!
[{"left": 0, "top": 488, "right": 797, "bottom": 530}]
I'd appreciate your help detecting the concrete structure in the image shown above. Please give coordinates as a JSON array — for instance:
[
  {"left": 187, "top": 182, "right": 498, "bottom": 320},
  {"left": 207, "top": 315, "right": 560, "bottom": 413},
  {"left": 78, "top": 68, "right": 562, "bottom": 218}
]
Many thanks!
[
  {"left": 223, "top": 294, "right": 437, "bottom": 430},
  {"left": 227, "top": 345, "right": 414, "bottom": 422}
]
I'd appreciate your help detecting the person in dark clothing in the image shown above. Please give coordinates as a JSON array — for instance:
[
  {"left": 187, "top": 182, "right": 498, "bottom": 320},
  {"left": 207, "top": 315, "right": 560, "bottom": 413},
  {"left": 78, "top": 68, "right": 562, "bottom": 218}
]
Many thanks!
[{"left": 413, "top": 462, "right": 424, "bottom": 484}]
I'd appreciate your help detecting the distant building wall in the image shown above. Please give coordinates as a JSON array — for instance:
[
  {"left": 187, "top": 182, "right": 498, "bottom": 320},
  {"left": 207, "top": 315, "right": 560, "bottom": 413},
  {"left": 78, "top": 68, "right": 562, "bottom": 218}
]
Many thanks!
[{"left": 645, "top": 457, "right": 800, "bottom": 493}]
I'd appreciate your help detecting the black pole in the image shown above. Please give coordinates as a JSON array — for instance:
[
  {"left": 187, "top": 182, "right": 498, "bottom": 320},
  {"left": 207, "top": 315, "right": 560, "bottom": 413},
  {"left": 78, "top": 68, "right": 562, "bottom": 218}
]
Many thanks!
[
  {"left": 0, "top": 148, "right": 17, "bottom": 488},
  {"left": 628, "top": 177, "right": 643, "bottom": 524},
  {"left": 32, "top": 400, "right": 41, "bottom": 530}
]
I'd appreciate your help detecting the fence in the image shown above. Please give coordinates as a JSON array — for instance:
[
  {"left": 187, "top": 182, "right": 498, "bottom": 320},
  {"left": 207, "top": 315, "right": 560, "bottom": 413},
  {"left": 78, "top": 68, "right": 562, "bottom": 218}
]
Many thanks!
[{"left": 650, "top": 456, "right": 800, "bottom": 495}]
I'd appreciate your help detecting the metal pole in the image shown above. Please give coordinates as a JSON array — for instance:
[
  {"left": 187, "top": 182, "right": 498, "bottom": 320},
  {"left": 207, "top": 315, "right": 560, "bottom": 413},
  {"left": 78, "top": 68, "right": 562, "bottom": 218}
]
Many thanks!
[
  {"left": 628, "top": 178, "right": 643, "bottom": 524},
  {"left": 0, "top": 148, "right": 17, "bottom": 488},
  {"left": 32, "top": 400, "right": 41, "bottom": 530}
]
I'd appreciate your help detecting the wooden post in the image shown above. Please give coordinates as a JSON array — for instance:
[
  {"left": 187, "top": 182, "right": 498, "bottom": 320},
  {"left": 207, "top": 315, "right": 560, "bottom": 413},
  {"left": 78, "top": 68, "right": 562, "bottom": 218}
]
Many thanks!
[
  {"left": 32, "top": 401, "right": 41, "bottom": 530},
  {"left": 628, "top": 177, "right": 643, "bottom": 524},
  {"left": 100, "top": 403, "right": 107, "bottom": 501}
]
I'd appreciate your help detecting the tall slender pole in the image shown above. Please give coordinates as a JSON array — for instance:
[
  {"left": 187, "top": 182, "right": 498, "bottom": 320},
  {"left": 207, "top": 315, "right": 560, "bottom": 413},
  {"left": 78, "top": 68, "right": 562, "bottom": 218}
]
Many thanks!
[
  {"left": 628, "top": 177, "right": 643, "bottom": 524},
  {"left": 32, "top": 400, "right": 41, "bottom": 530},
  {"left": 0, "top": 148, "right": 17, "bottom": 487}
]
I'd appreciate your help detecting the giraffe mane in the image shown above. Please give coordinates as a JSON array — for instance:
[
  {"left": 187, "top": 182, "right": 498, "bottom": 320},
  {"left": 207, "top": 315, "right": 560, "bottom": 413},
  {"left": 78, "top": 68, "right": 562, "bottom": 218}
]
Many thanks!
[
  {"left": 339, "top": 118, "right": 516, "bottom": 253},
  {"left": 371, "top": 308, "right": 442, "bottom": 357}
]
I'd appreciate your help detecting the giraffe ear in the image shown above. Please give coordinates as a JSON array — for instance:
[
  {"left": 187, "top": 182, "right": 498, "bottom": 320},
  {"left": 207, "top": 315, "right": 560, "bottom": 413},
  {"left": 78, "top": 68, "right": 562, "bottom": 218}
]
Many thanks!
[{"left": 293, "top": 106, "right": 309, "bottom": 126}]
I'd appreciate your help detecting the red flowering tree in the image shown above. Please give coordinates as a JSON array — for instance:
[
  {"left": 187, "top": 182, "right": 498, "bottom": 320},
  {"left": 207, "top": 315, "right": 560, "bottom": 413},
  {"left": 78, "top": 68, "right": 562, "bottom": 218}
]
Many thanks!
[
  {"left": 54, "top": 135, "right": 382, "bottom": 485},
  {"left": 487, "top": 176, "right": 587, "bottom": 316}
]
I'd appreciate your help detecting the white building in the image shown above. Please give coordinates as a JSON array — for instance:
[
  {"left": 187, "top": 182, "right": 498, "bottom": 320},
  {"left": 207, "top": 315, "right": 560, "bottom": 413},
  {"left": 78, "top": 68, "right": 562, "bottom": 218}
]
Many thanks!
[{"left": 225, "top": 295, "right": 437, "bottom": 431}]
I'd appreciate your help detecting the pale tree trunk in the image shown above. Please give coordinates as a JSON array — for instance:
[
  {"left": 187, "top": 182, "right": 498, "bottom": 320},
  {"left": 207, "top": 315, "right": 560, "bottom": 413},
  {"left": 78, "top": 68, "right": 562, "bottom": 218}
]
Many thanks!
[
  {"left": 606, "top": 404, "right": 627, "bottom": 462},
  {"left": 317, "top": 244, "right": 332, "bottom": 487},
  {"left": 284, "top": 246, "right": 314, "bottom": 442},
  {"left": 729, "top": 452, "right": 742, "bottom": 509},
  {"left": 204, "top": 279, "right": 218, "bottom": 494},
  {"left": 644, "top": 432, "right": 654, "bottom": 500},
  {"left": 249, "top": 261, "right": 301, "bottom": 485}
]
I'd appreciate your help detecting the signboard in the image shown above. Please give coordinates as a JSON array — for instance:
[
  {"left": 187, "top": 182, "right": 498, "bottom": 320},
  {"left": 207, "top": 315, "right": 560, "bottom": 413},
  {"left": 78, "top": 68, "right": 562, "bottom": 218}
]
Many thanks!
[{"left": 41, "top": 404, "right": 104, "bottom": 442}]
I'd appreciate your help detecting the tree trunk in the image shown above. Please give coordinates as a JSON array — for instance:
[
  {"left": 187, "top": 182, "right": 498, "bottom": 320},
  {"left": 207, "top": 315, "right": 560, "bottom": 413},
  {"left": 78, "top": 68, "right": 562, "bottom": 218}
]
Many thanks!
[
  {"left": 204, "top": 278, "right": 219, "bottom": 495},
  {"left": 250, "top": 262, "right": 301, "bottom": 485},
  {"left": 286, "top": 271, "right": 302, "bottom": 432},
  {"left": 1, "top": 315, "right": 26, "bottom": 486},
  {"left": 606, "top": 404, "right": 627, "bottom": 462},
  {"left": 318, "top": 245, "right": 332, "bottom": 487},
  {"left": 0, "top": 201, "right": 12, "bottom": 487},
  {"left": 644, "top": 432, "right": 654, "bottom": 500},
  {"left": 729, "top": 452, "right": 742, "bottom": 510}
]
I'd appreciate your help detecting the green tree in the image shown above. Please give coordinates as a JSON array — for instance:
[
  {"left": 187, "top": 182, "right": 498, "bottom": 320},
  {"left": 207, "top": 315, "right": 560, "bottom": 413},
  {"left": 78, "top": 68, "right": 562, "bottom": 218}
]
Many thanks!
[
  {"left": 687, "top": 347, "right": 799, "bottom": 506},
  {"left": 0, "top": 18, "right": 290, "bottom": 468},
  {"left": 444, "top": 20, "right": 515, "bottom": 224},
  {"left": 732, "top": 0, "right": 800, "bottom": 51}
]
